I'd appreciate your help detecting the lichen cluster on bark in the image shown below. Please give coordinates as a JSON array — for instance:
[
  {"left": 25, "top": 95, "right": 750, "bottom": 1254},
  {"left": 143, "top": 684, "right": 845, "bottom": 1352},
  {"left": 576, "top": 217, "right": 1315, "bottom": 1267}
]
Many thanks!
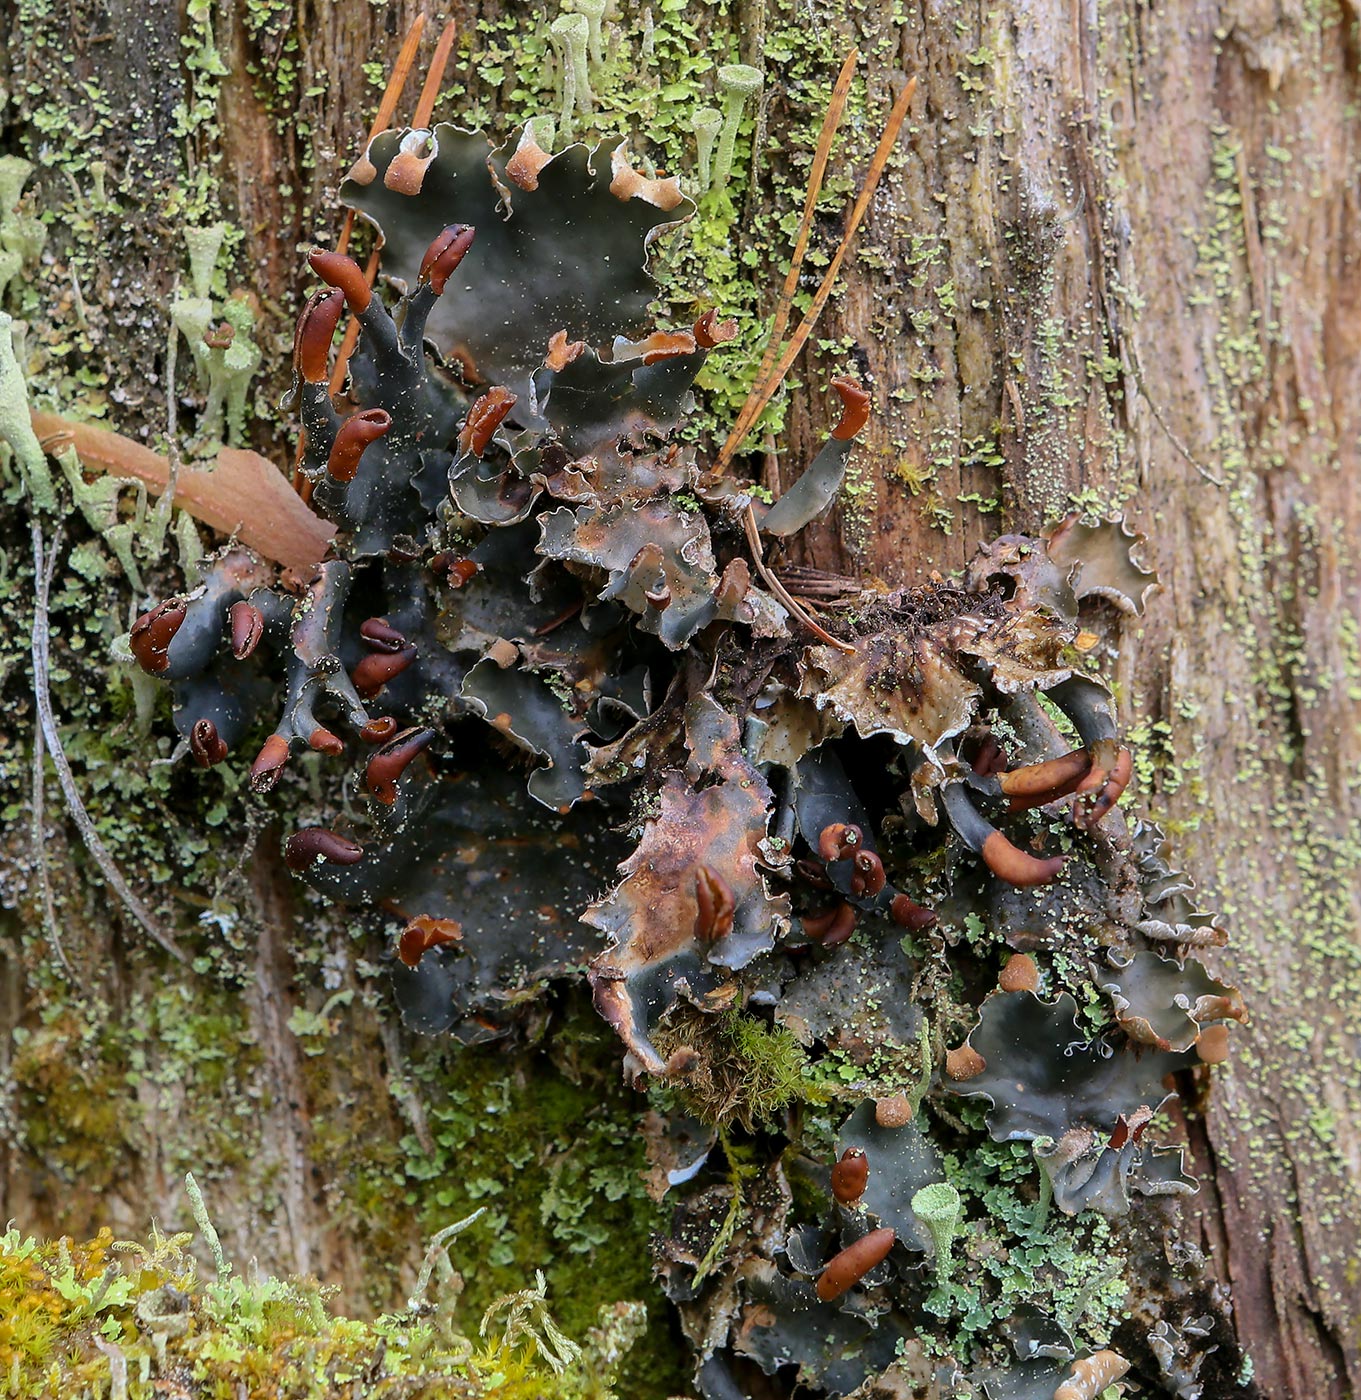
[{"left": 1, "top": 1, "right": 1359, "bottom": 1398}]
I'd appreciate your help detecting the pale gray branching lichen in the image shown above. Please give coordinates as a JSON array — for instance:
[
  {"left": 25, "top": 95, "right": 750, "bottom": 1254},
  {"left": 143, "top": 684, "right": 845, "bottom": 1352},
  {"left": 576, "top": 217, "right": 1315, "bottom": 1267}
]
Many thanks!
[
  {"left": 2, "top": 308, "right": 185, "bottom": 587},
  {"left": 183, "top": 221, "right": 227, "bottom": 302},
  {"left": 526, "top": 113, "right": 556, "bottom": 155},
  {"left": 58, "top": 445, "right": 149, "bottom": 588},
  {"left": 481, "top": 1269, "right": 583, "bottom": 1376},
  {"left": 184, "top": 1171, "right": 230, "bottom": 1285},
  {"left": 199, "top": 296, "right": 262, "bottom": 446},
  {"left": 408, "top": 1207, "right": 487, "bottom": 1316},
  {"left": 1032, "top": 1136, "right": 1055, "bottom": 1231}
]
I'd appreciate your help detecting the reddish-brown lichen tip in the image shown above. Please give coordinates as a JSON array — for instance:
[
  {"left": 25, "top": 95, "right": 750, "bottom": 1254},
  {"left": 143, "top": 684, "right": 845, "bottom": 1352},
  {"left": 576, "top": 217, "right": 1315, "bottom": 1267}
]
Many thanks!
[
  {"left": 308, "top": 248, "right": 372, "bottom": 313},
  {"left": 816, "top": 1228, "right": 895, "bottom": 1302},
  {"left": 129, "top": 599, "right": 187, "bottom": 675},
  {"left": 458, "top": 387, "right": 517, "bottom": 458},
  {"left": 419, "top": 224, "right": 476, "bottom": 294},
  {"left": 398, "top": 915, "right": 463, "bottom": 968},
  {"left": 981, "top": 831, "right": 1065, "bottom": 887},
  {"left": 831, "top": 1147, "right": 869, "bottom": 1204},
  {"left": 365, "top": 726, "right": 435, "bottom": 804},
  {"left": 327, "top": 409, "right": 392, "bottom": 483},
  {"left": 352, "top": 645, "right": 418, "bottom": 700},
  {"left": 189, "top": 718, "right": 228, "bottom": 769},
  {"left": 284, "top": 827, "right": 364, "bottom": 871},
  {"left": 250, "top": 733, "right": 291, "bottom": 792},
  {"left": 293, "top": 288, "right": 345, "bottom": 383},
  {"left": 829, "top": 376, "right": 871, "bottom": 441}
]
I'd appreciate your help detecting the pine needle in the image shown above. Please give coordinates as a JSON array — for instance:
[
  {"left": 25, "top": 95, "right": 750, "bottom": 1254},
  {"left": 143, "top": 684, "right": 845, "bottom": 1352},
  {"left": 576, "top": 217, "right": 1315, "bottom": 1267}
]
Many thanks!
[
  {"left": 412, "top": 19, "right": 457, "bottom": 131},
  {"left": 296, "top": 11, "right": 428, "bottom": 494},
  {"left": 716, "top": 73, "right": 917, "bottom": 474},
  {"left": 744, "top": 48, "right": 858, "bottom": 423}
]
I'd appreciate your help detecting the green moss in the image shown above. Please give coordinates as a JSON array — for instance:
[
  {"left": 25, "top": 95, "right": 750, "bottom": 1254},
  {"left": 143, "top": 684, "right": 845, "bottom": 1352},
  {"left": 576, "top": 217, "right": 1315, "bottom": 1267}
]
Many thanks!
[
  {"left": 310, "top": 997, "right": 687, "bottom": 1399},
  {"left": 0, "top": 1214, "right": 640, "bottom": 1399},
  {"left": 654, "top": 1004, "right": 830, "bottom": 1131},
  {"left": 8, "top": 983, "right": 266, "bottom": 1199},
  {"left": 8, "top": 1016, "right": 134, "bottom": 1191}
]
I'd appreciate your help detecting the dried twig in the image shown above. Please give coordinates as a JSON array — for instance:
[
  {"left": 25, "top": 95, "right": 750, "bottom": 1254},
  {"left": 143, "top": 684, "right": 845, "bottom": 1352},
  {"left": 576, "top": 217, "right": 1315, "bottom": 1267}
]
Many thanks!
[
  {"left": 412, "top": 19, "right": 457, "bottom": 131},
  {"left": 328, "top": 15, "right": 458, "bottom": 398},
  {"left": 1127, "top": 351, "right": 1226, "bottom": 487},
  {"left": 337, "top": 10, "right": 427, "bottom": 261},
  {"left": 743, "top": 502, "right": 855, "bottom": 654},
  {"left": 29, "top": 724, "right": 72, "bottom": 978},
  {"left": 29, "top": 524, "right": 188, "bottom": 963}
]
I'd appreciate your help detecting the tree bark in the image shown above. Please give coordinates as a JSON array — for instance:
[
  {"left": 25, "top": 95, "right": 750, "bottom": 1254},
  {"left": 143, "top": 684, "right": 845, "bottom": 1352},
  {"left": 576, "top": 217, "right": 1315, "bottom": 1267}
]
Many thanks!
[{"left": 2, "top": 1, "right": 1358, "bottom": 1397}]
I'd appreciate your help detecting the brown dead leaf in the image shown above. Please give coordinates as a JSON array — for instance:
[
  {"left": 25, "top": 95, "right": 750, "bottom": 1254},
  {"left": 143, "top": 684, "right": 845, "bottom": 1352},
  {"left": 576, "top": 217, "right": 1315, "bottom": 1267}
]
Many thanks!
[{"left": 31, "top": 412, "right": 335, "bottom": 571}]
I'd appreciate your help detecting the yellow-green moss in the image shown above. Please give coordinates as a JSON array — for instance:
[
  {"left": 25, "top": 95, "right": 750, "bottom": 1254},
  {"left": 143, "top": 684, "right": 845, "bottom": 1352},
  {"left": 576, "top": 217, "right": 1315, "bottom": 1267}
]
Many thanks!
[{"left": 0, "top": 1216, "right": 640, "bottom": 1399}]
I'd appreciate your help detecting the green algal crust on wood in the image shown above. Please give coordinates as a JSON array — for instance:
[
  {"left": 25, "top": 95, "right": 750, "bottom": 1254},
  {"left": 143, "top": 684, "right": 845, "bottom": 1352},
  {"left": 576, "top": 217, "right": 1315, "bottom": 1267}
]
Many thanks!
[{"left": 1169, "top": 110, "right": 1361, "bottom": 1370}]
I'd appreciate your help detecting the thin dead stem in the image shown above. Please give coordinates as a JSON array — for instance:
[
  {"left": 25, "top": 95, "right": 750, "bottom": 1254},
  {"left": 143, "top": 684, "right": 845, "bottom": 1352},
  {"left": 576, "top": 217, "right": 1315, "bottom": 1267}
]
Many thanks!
[
  {"left": 412, "top": 19, "right": 457, "bottom": 131},
  {"left": 327, "top": 21, "right": 456, "bottom": 431},
  {"left": 743, "top": 503, "right": 855, "bottom": 654},
  {"left": 296, "top": 12, "right": 428, "bottom": 495},
  {"left": 29, "top": 524, "right": 188, "bottom": 963},
  {"left": 337, "top": 10, "right": 427, "bottom": 260},
  {"left": 744, "top": 47, "right": 858, "bottom": 417},
  {"left": 29, "top": 725, "right": 72, "bottom": 979}
]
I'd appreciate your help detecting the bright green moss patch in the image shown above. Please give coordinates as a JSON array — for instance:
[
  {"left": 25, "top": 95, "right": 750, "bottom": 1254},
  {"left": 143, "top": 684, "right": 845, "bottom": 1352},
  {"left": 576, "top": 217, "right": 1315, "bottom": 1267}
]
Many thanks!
[{"left": 654, "top": 1004, "right": 829, "bottom": 1130}]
